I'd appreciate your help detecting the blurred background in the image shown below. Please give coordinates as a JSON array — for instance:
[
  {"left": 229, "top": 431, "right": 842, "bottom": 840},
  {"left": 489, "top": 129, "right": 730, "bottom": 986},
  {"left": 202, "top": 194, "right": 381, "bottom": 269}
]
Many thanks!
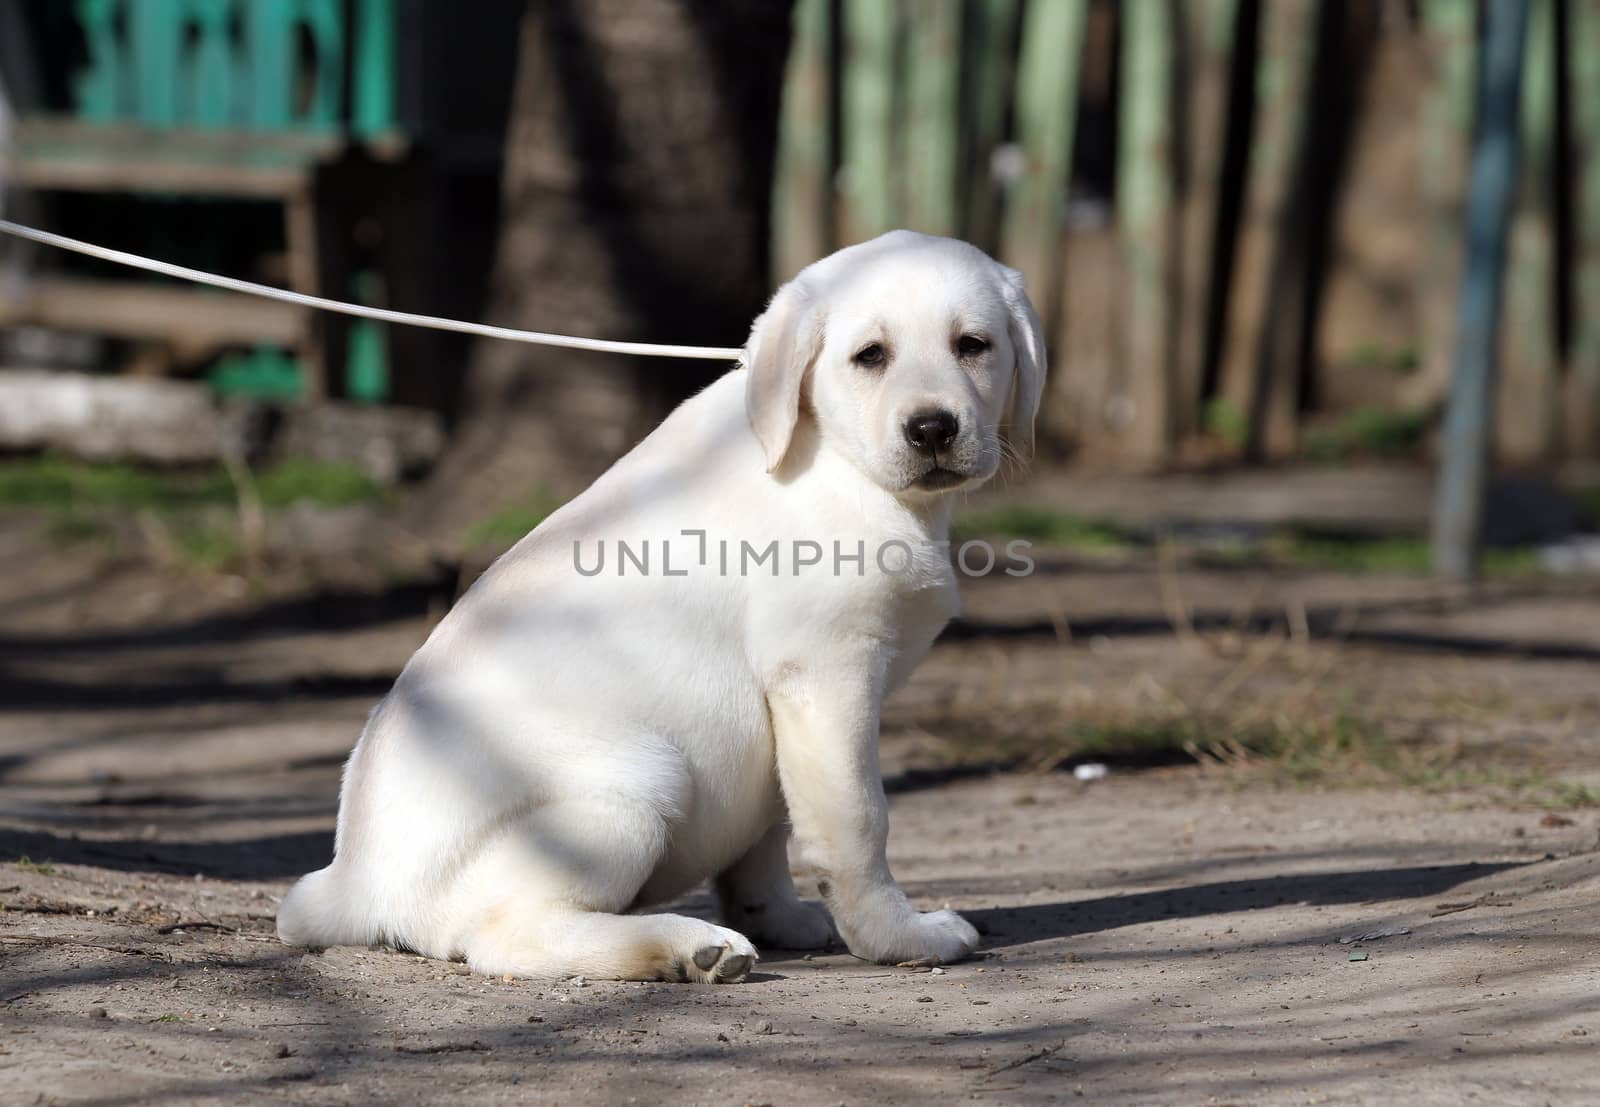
[{"left": 0, "top": 0, "right": 1596, "bottom": 567}]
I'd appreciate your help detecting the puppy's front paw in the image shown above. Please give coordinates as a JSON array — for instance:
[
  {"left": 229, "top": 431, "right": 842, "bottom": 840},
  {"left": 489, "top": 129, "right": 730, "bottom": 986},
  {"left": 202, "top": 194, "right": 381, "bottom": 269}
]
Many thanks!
[
  {"left": 848, "top": 907, "right": 980, "bottom": 965},
  {"left": 681, "top": 926, "right": 760, "bottom": 984},
  {"left": 901, "top": 908, "right": 980, "bottom": 964}
]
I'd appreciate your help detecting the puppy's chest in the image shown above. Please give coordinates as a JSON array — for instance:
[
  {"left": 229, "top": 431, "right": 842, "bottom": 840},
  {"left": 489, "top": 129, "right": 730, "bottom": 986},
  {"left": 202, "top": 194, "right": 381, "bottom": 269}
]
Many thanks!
[
  {"left": 882, "top": 581, "right": 958, "bottom": 682},
  {"left": 792, "top": 568, "right": 958, "bottom": 667}
]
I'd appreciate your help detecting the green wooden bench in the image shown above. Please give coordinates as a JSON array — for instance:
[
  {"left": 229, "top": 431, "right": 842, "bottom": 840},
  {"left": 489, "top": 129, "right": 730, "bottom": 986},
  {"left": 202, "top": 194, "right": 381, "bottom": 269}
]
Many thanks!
[{"left": 3, "top": 0, "right": 399, "bottom": 399}]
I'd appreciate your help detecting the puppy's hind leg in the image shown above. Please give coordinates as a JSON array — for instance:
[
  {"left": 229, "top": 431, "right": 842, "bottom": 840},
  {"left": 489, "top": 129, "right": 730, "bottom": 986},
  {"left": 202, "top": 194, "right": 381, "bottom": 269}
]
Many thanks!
[
  {"left": 466, "top": 904, "right": 757, "bottom": 983},
  {"left": 457, "top": 800, "right": 757, "bottom": 983},
  {"left": 716, "top": 820, "right": 835, "bottom": 951}
]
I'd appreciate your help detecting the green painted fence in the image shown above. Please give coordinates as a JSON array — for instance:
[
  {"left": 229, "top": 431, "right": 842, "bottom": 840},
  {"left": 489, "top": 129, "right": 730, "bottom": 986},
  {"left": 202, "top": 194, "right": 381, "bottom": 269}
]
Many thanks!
[
  {"left": 34, "top": 0, "right": 402, "bottom": 403},
  {"left": 68, "top": 0, "right": 394, "bottom": 135}
]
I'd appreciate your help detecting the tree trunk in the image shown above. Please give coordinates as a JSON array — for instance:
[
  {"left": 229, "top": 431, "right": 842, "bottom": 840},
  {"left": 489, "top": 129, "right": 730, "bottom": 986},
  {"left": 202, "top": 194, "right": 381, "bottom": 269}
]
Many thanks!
[{"left": 418, "top": 0, "right": 794, "bottom": 538}]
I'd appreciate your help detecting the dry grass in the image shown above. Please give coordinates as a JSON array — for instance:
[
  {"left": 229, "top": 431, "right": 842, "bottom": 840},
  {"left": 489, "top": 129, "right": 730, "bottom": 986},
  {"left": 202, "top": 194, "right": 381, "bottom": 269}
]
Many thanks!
[
  {"left": 926, "top": 665, "right": 1599, "bottom": 810},
  {"left": 907, "top": 561, "right": 1598, "bottom": 810}
]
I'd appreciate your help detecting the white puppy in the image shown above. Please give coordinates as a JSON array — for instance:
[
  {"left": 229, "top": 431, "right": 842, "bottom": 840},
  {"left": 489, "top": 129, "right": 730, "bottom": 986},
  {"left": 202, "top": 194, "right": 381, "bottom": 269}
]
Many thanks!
[{"left": 277, "top": 230, "right": 1046, "bottom": 983}]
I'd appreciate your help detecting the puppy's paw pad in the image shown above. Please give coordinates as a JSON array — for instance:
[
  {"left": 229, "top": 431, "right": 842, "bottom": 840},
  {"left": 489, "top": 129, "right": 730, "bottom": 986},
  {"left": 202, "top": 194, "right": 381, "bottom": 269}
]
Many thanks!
[
  {"left": 687, "top": 936, "right": 758, "bottom": 984},
  {"left": 715, "top": 953, "right": 753, "bottom": 982}
]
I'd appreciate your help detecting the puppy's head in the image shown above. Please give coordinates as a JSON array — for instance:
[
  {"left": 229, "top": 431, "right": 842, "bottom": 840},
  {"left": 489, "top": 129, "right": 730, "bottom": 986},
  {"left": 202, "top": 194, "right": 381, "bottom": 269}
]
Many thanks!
[{"left": 744, "top": 231, "right": 1046, "bottom": 498}]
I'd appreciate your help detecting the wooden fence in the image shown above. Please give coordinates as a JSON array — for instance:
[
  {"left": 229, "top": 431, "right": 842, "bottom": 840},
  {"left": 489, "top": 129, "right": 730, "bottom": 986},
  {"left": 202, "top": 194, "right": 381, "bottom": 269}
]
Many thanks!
[{"left": 771, "top": 0, "right": 1600, "bottom": 470}]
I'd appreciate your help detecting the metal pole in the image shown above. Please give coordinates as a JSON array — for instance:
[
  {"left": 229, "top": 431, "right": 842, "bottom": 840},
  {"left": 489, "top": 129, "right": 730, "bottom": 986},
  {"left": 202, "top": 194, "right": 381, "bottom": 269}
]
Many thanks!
[{"left": 1432, "top": 0, "right": 1532, "bottom": 580}]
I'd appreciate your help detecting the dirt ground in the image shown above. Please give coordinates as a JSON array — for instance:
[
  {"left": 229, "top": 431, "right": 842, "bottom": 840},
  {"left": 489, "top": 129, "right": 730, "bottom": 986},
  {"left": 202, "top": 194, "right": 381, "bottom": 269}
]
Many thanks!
[{"left": 2, "top": 523, "right": 1598, "bottom": 1105}]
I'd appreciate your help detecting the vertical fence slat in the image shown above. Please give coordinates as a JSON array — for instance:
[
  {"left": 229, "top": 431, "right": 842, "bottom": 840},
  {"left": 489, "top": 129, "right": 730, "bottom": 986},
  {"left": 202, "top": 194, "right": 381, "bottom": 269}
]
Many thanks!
[
  {"left": 1118, "top": 0, "right": 1180, "bottom": 464},
  {"left": 1408, "top": 0, "right": 1478, "bottom": 411},
  {"left": 1571, "top": 0, "right": 1600, "bottom": 456},
  {"left": 1250, "top": 0, "right": 1340, "bottom": 462},
  {"left": 131, "top": 0, "right": 181, "bottom": 126},
  {"left": 1213, "top": 0, "right": 1316, "bottom": 454},
  {"left": 1175, "top": 0, "right": 1238, "bottom": 445},
  {"left": 1048, "top": 1, "right": 1116, "bottom": 456},
  {"left": 246, "top": 1, "right": 293, "bottom": 129},
  {"left": 962, "top": 0, "right": 1021, "bottom": 253},
  {"left": 998, "top": 0, "right": 1087, "bottom": 328},
  {"left": 353, "top": 0, "right": 398, "bottom": 139},
  {"left": 840, "top": 0, "right": 899, "bottom": 242},
  {"left": 1498, "top": 0, "right": 1559, "bottom": 464},
  {"left": 772, "top": 0, "right": 835, "bottom": 280},
  {"left": 73, "top": 0, "right": 123, "bottom": 122},
  {"left": 1434, "top": 0, "right": 1531, "bottom": 580},
  {"left": 902, "top": 0, "right": 960, "bottom": 235},
  {"left": 187, "top": 0, "right": 233, "bottom": 128}
]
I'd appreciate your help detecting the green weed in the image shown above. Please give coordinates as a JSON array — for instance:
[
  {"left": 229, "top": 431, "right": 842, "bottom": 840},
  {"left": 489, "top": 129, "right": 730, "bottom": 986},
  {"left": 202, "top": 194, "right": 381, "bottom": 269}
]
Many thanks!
[
  {"left": 0, "top": 455, "right": 388, "bottom": 571},
  {"left": 1269, "top": 531, "right": 1540, "bottom": 576},
  {"left": 462, "top": 490, "right": 564, "bottom": 550},
  {"left": 1343, "top": 341, "right": 1420, "bottom": 376},
  {"left": 1203, "top": 398, "right": 1249, "bottom": 451},
  {"left": 951, "top": 505, "right": 1127, "bottom": 551},
  {"left": 1303, "top": 408, "right": 1430, "bottom": 463},
  {"left": 0, "top": 455, "right": 386, "bottom": 512}
]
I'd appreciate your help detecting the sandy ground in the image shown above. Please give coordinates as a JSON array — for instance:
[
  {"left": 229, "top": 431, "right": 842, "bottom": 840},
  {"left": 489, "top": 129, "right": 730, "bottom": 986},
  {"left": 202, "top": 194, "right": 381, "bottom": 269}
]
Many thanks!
[{"left": 3, "top": 531, "right": 1598, "bottom": 1105}]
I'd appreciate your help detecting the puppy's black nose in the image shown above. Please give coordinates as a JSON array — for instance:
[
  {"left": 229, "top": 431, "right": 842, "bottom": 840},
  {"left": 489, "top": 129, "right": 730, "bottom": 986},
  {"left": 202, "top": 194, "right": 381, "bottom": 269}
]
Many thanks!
[{"left": 904, "top": 410, "right": 958, "bottom": 454}]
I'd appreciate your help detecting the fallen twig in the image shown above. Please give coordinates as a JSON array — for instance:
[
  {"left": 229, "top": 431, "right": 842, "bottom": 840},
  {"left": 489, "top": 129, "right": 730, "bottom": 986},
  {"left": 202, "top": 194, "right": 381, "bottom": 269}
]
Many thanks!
[
  {"left": 1431, "top": 894, "right": 1515, "bottom": 918},
  {"left": 5, "top": 901, "right": 88, "bottom": 917},
  {"left": 985, "top": 1042, "right": 1062, "bottom": 1078},
  {"left": 256, "top": 1021, "right": 332, "bottom": 1028},
  {"left": 157, "top": 920, "right": 239, "bottom": 935},
  {"left": 394, "top": 1041, "right": 491, "bottom": 1055},
  {"left": 0, "top": 934, "right": 165, "bottom": 958},
  {"left": 1339, "top": 926, "right": 1412, "bottom": 944}
]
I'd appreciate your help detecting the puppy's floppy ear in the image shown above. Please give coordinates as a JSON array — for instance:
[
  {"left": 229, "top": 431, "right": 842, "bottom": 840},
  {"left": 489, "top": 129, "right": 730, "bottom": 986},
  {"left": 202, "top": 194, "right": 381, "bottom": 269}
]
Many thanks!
[
  {"left": 744, "top": 280, "right": 824, "bottom": 472},
  {"left": 996, "top": 264, "right": 1047, "bottom": 461}
]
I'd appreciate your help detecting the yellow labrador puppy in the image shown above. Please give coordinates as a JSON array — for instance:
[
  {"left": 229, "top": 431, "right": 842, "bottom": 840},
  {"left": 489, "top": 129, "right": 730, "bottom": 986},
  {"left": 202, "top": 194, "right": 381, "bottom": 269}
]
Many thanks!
[{"left": 278, "top": 231, "right": 1046, "bottom": 982}]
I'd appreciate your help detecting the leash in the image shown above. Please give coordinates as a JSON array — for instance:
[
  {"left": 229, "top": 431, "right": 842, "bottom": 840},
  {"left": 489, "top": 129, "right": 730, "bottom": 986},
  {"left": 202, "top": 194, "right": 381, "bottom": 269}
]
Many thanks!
[{"left": 0, "top": 219, "right": 746, "bottom": 362}]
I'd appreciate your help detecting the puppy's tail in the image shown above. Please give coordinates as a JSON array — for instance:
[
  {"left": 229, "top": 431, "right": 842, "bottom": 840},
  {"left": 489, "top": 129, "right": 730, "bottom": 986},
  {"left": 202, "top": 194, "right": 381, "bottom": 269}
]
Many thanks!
[{"left": 276, "top": 865, "right": 374, "bottom": 948}]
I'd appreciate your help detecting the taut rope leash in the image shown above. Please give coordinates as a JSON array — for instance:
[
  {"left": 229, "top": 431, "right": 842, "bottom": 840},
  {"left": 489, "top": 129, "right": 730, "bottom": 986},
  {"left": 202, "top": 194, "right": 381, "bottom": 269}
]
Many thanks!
[{"left": 0, "top": 219, "right": 745, "bottom": 362}]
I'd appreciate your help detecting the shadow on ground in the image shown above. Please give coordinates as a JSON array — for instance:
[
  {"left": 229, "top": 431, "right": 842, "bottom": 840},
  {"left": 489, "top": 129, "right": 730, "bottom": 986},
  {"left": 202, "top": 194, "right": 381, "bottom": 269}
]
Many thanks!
[
  {"left": 967, "top": 860, "right": 1523, "bottom": 947},
  {"left": 0, "top": 826, "right": 333, "bottom": 880}
]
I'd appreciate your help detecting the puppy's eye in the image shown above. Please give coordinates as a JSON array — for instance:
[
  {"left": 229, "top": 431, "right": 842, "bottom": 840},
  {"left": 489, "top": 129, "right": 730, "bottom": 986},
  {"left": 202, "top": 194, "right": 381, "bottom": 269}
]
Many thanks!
[
  {"left": 854, "top": 343, "right": 887, "bottom": 369},
  {"left": 957, "top": 334, "right": 990, "bottom": 358}
]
